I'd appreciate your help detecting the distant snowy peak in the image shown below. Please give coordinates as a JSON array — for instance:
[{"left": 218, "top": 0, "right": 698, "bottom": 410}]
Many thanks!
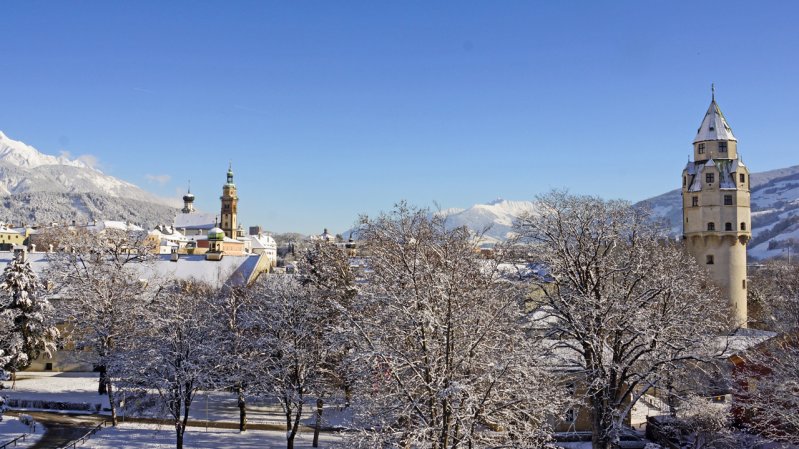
[
  {"left": 0, "top": 130, "right": 177, "bottom": 208},
  {"left": 439, "top": 199, "right": 538, "bottom": 242},
  {"left": 0, "top": 131, "right": 89, "bottom": 170}
]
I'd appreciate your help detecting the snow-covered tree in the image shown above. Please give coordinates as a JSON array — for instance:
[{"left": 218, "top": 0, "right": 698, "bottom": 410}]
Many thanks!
[
  {"left": 211, "top": 284, "right": 260, "bottom": 432},
  {"left": 748, "top": 260, "right": 799, "bottom": 331},
  {"left": 339, "top": 203, "right": 563, "bottom": 448},
  {"left": 514, "top": 191, "right": 730, "bottom": 449},
  {"left": 297, "top": 240, "right": 359, "bottom": 446},
  {"left": 247, "top": 275, "right": 329, "bottom": 449},
  {"left": 44, "top": 227, "right": 156, "bottom": 425},
  {"left": 0, "top": 250, "right": 59, "bottom": 379},
  {"left": 735, "top": 261, "right": 799, "bottom": 444},
  {"left": 120, "top": 280, "right": 218, "bottom": 449}
]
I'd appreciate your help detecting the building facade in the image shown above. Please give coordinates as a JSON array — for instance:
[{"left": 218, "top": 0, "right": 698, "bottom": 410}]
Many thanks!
[{"left": 682, "top": 89, "right": 751, "bottom": 327}]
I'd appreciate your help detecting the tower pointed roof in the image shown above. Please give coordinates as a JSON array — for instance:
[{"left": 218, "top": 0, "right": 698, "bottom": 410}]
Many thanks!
[{"left": 694, "top": 89, "right": 737, "bottom": 143}]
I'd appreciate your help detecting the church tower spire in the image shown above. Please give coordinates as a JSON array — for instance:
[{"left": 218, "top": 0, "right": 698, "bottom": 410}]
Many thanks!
[
  {"left": 181, "top": 180, "right": 195, "bottom": 214},
  {"left": 682, "top": 88, "right": 751, "bottom": 327},
  {"left": 220, "top": 164, "right": 239, "bottom": 239}
]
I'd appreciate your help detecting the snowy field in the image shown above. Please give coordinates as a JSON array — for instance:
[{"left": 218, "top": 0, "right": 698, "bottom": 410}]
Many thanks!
[
  {"left": 82, "top": 422, "right": 342, "bottom": 449},
  {"left": 2, "top": 371, "right": 111, "bottom": 409},
  {"left": 1, "top": 372, "right": 347, "bottom": 427},
  {"left": 0, "top": 416, "right": 43, "bottom": 448}
]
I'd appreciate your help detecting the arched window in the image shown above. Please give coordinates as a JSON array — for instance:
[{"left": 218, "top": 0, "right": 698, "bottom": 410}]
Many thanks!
[
  {"left": 725, "top": 222, "right": 732, "bottom": 231},
  {"left": 740, "top": 222, "right": 746, "bottom": 231},
  {"left": 707, "top": 222, "right": 715, "bottom": 231}
]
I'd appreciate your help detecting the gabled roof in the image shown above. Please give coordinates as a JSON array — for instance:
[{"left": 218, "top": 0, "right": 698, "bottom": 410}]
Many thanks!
[{"left": 694, "top": 100, "right": 737, "bottom": 143}]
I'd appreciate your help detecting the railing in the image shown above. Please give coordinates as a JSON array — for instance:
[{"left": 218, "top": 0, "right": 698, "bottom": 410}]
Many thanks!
[
  {"left": 57, "top": 420, "right": 107, "bottom": 449},
  {"left": 0, "top": 433, "right": 31, "bottom": 449}
]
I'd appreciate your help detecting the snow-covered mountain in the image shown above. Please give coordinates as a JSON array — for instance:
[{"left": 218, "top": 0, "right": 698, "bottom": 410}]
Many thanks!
[
  {"left": 639, "top": 165, "right": 799, "bottom": 260},
  {"left": 436, "top": 199, "right": 537, "bottom": 242},
  {"left": 0, "top": 131, "right": 178, "bottom": 227}
]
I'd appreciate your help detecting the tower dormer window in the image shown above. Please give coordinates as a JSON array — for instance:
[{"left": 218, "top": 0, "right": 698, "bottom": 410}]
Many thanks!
[
  {"left": 740, "top": 173, "right": 745, "bottom": 184},
  {"left": 706, "top": 173, "right": 714, "bottom": 183},
  {"left": 724, "top": 195, "right": 733, "bottom": 205},
  {"left": 719, "top": 142, "right": 727, "bottom": 152},
  {"left": 698, "top": 143, "right": 705, "bottom": 154},
  {"left": 707, "top": 222, "right": 715, "bottom": 231}
]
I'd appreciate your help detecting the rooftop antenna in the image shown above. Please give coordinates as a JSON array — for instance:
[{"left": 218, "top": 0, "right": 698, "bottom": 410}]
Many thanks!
[
  {"left": 187, "top": 179, "right": 191, "bottom": 193},
  {"left": 711, "top": 83, "right": 715, "bottom": 102}
]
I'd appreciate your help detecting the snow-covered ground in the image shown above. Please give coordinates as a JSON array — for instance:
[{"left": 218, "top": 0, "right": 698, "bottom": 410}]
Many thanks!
[
  {"left": 0, "top": 415, "right": 43, "bottom": 448},
  {"left": 2, "top": 372, "right": 111, "bottom": 410},
  {"left": 82, "top": 422, "right": 341, "bottom": 449},
  {"left": 3, "top": 371, "right": 349, "bottom": 427}
]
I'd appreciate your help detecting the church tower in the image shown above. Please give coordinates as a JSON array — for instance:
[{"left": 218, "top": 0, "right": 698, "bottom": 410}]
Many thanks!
[
  {"left": 220, "top": 164, "right": 239, "bottom": 239},
  {"left": 682, "top": 87, "right": 751, "bottom": 327},
  {"left": 181, "top": 182, "right": 195, "bottom": 214}
]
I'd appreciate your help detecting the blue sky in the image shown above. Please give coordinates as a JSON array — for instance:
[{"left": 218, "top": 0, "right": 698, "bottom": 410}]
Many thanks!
[{"left": 1, "top": 1, "right": 797, "bottom": 234}]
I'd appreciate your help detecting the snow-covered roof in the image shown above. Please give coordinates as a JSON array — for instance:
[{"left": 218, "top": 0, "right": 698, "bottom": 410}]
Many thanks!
[
  {"left": 173, "top": 212, "right": 216, "bottom": 230},
  {"left": 694, "top": 100, "right": 737, "bottom": 143},
  {"left": 0, "top": 251, "right": 263, "bottom": 288},
  {"left": 246, "top": 234, "right": 277, "bottom": 249},
  {"left": 87, "top": 220, "right": 144, "bottom": 232}
]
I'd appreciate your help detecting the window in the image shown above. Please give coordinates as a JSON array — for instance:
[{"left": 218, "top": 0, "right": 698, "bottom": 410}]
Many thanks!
[
  {"left": 683, "top": 176, "right": 686, "bottom": 187},
  {"left": 565, "top": 409, "right": 576, "bottom": 423},
  {"left": 698, "top": 143, "right": 705, "bottom": 154},
  {"left": 45, "top": 363, "right": 53, "bottom": 371},
  {"left": 741, "top": 222, "right": 746, "bottom": 231},
  {"left": 740, "top": 173, "right": 745, "bottom": 184},
  {"left": 706, "top": 173, "right": 714, "bottom": 183},
  {"left": 724, "top": 195, "right": 733, "bottom": 205},
  {"left": 707, "top": 222, "right": 715, "bottom": 231},
  {"left": 743, "top": 279, "right": 747, "bottom": 289},
  {"left": 692, "top": 196, "right": 699, "bottom": 207},
  {"left": 725, "top": 222, "right": 733, "bottom": 231},
  {"left": 719, "top": 142, "right": 727, "bottom": 152},
  {"left": 706, "top": 255, "right": 714, "bottom": 264}
]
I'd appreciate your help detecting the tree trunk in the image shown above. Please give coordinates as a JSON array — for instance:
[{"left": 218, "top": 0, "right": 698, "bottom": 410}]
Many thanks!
[
  {"left": 98, "top": 365, "right": 108, "bottom": 395},
  {"left": 176, "top": 424, "right": 184, "bottom": 449},
  {"left": 237, "top": 388, "right": 247, "bottom": 432},
  {"left": 590, "top": 398, "right": 613, "bottom": 449},
  {"left": 10, "top": 371, "right": 15, "bottom": 390},
  {"left": 312, "top": 398, "right": 323, "bottom": 447},
  {"left": 107, "top": 379, "right": 118, "bottom": 426}
]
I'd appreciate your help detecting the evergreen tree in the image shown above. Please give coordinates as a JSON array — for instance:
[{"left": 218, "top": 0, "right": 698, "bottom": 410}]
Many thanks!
[{"left": 0, "top": 251, "right": 59, "bottom": 377}]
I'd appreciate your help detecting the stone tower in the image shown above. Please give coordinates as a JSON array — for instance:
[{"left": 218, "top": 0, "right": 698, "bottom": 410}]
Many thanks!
[
  {"left": 682, "top": 88, "right": 751, "bottom": 327},
  {"left": 220, "top": 164, "right": 239, "bottom": 239}
]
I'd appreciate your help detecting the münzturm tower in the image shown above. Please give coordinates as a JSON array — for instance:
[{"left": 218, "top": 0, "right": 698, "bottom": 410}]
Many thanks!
[
  {"left": 682, "top": 87, "right": 751, "bottom": 327},
  {"left": 220, "top": 164, "right": 239, "bottom": 239}
]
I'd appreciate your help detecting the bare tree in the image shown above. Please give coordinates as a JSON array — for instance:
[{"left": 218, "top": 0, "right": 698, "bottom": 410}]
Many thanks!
[
  {"left": 120, "top": 280, "right": 218, "bottom": 449},
  {"left": 212, "top": 284, "right": 260, "bottom": 432},
  {"left": 735, "top": 261, "right": 799, "bottom": 443},
  {"left": 297, "top": 240, "right": 359, "bottom": 446},
  {"left": 339, "top": 203, "right": 563, "bottom": 448},
  {"left": 44, "top": 227, "right": 156, "bottom": 426},
  {"left": 247, "top": 275, "right": 329, "bottom": 449},
  {"left": 514, "top": 191, "right": 729, "bottom": 449}
]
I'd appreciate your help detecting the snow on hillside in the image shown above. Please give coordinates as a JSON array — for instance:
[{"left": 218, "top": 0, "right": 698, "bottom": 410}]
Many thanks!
[
  {"left": 437, "top": 199, "right": 537, "bottom": 242},
  {"left": 639, "top": 165, "right": 799, "bottom": 260},
  {"left": 0, "top": 131, "right": 176, "bottom": 207}
]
